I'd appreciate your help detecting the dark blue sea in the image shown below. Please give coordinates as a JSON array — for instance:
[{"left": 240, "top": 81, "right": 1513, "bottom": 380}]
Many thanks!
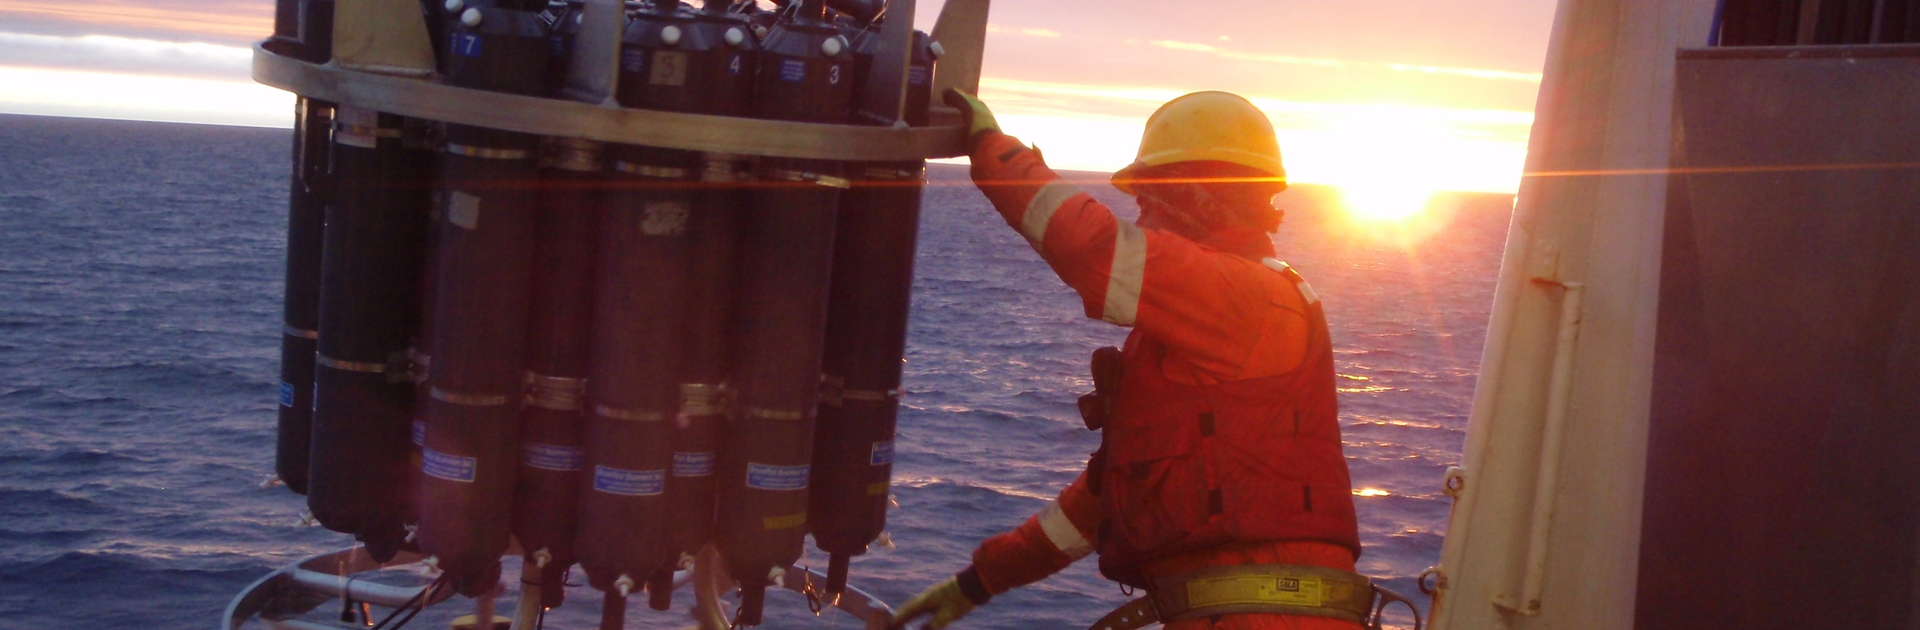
[{"left": 0, "top": 113, "right": 1510, "bottom": 629}]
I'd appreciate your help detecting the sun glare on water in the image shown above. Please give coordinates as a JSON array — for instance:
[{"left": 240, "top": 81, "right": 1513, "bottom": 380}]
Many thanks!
[{"left": 1339, "top": 183, "right": 1438, "bottom": 222}]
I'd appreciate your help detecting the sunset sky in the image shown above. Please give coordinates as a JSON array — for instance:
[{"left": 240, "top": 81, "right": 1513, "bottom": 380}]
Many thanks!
[{"left": 0, "top": 0, "right": 1558, "bottom": 197}]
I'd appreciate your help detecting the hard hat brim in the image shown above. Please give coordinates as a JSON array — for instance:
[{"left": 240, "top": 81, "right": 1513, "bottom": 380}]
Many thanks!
[{"left": 1111, "top": 154, "right": 1288, "bottom": 195}]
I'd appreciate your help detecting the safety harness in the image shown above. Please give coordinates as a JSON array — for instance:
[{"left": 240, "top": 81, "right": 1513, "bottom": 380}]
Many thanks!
[
  {"left": 1089, "top": 564, "right": 1374, "bottom": 629},
  {"left": 1074, "top": 259, "right": 1425, "bottom": 629}
]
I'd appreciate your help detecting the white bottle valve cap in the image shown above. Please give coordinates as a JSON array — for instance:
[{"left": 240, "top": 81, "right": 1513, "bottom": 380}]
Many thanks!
[
  {"left": 928, "top": 40, "right": 945, "bottom": 60},
  {"left": 821, "top": 36, "right": 843, "bottom": 56},
  {"left": 661, "top": 24, "right": 683, "bottom": 46},
  {"left": 460, "top": 7, "right": 483, "bottom": 27},
  {"left": 533, "top": 547, "right": 553, "bottom": 569},
  {"left": 444, "top": 0, "right": 464, "bottom": 13},
  {"left": 724, "top": 27, "right": 746, "bottom": 47}
]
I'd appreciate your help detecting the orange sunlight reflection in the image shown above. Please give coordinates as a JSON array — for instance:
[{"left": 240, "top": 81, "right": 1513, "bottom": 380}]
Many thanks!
[
  {"left": 1339, "top": 184, "right": 1436, "bottom": 222},
  {"left": 1288, "top": 112, "right": 1490, "bottom": 224},
  {"left": 978, "top": 79, "right": 1531, "bottom": 213}
]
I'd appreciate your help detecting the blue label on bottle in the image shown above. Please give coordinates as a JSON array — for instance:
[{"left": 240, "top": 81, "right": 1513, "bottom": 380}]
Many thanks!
[
  {"left": 422, "top": 448, "right": 476, "bottom": 483},
  {"left": 411, "top": 419, "right": 426, "bottom": 447},
  {"left": 746, "top": 463, "right": 809, "bottom": 491},
  {"left": 620, "top": 47, "right": 647, "bottom": 73},
  {"left": 778, "top": 58, "right": 806, "bottom": 83},
  {"left": 523, "top": 443, "right": 583, "bottom": 472},
  {"left": 907, "top": 66, "right": 929, "bottom": 86},
  {"left": 279, "top": 381, "right": 295, "bottom": 407},
  {"left": 673, "top": 451, "right": 716, "bottom": 477},
  {"left": 870, "top": 441, "right": 895, "bottom": 466},
  {"left": 594, "top": 466, "right": 665, "bottom": 496},
  {"left": 453, "top": 32, "right": 483, "bottom": 58}
]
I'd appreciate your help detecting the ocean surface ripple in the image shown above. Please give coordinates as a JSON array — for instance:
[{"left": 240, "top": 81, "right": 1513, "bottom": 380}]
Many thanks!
[{"left": 0, "top": 114, "right": 1510, "bottom": 629}]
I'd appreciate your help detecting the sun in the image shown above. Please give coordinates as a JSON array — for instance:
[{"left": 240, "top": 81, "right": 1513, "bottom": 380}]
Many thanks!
[{"left": 1339, "top": 183, "right": 1437, "bottom": 222}]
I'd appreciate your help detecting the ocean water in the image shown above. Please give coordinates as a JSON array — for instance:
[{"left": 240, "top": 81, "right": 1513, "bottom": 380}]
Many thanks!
[{"left": 0, "top": 113, "right": 1510, "bottom": 629}]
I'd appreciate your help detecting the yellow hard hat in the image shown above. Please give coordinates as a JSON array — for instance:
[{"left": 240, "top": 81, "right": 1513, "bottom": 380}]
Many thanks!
[{"left": 1112, "top": 91, "right": 1285, "bottom": 194}]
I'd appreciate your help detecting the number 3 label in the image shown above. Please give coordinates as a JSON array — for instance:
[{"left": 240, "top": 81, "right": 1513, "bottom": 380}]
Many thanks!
[{"left": 829, "top": 64, "right": 841, "bottom": 85}]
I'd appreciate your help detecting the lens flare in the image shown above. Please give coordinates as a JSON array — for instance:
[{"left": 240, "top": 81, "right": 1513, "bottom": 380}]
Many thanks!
[{"left": 1339, "top": 184, "right": 1436, "bottom": 222}]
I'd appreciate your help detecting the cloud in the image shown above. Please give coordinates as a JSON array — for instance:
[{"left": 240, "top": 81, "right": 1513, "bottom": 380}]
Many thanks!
[
  {"left": 0, "top": 30, "right": 283, "bottom": 128},
  {"left": 987, "top": 25, "right": 1064, "bottom": 38},
  {"left": 0, "top": 32, "right": 252, "bottom": 80},
  {"left": 1149, "top": 40, "right": 1345, "bottom": 68},
  {"left": 0, "top": 65, "right": 290, "bottom": 128},
  {"left": 1147, "top": 38, "right": 1541, "bottom": 83},
  {"left": 0, "top": 0, "right": 271, "bottom": 43},
  {"left": 983, "top": 77, "right": 1189, "bottom": 106},
  {"left": 1383, "top": 62, "right": 1543, "bottom": 82}
]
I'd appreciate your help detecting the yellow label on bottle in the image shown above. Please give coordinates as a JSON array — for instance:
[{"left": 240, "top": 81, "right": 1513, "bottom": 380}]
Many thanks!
[{"left": 763, "top": 512, "right": 807, "bottom": 530}]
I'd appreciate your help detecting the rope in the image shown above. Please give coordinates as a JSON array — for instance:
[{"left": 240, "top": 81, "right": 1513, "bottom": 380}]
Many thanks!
[{"left": 369, "top": 573, "right": 449, "bottom": 630}]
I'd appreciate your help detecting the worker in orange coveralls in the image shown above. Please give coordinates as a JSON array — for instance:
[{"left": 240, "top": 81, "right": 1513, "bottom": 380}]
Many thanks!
[{"left": 890, "top": 90, "right": 1368, "bottom": 630}]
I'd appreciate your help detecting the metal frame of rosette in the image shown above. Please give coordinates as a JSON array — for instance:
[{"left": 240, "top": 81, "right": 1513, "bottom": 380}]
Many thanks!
[{"left": 234, "top": 0, "right": 992, "bottom": 628}]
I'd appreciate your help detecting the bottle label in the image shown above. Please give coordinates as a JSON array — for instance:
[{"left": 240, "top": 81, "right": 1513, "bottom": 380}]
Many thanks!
[
  {"left": 641, "top": 201, "right": 689, "bottom": 236},
  {"left": 870, "top": 441, "right": 895, "bottom": 466},
  {"left": 778, "top": 58, "right": 806, "bottom": 83},
  {"left": 746, "top": 463, "right": 809, "bottom": 491},
  {"left": 447, "top": 191, "right": 481, "bottom": 230},
  {"left": 650, "top": 51, "right": 688, "bottom": 86},
  {"left": 279, "top": 381, "right": 295, "bottom": 407},
  {"left": 422, "top": 448, "right": 476, "bottom": 483},
  {"left": 673, "top": 451, "right": 716, "bottom": 477},
  {"left": 620, "top": 46, "right": 647, "bottom": 73},
  {"left": 523, "top": 443, "right": 583, "bottom": 472},
  {"left": 452, "top": 32, "right": 483, "bottom": 58},
  {"left": 410, "top": 420, "right": 426, "bottom": 447},
  {"left": 594, "top": 466, "right": 665, "bottom": 496}
]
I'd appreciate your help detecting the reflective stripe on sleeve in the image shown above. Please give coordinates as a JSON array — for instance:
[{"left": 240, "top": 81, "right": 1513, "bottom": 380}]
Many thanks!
[
  {"left": 1262, "top": 257, "right": 1320, "bottom": 304},
  {"left": 1296, "top": 280, "right": 1321, "bottom": 305},
  {"left": 1101, "top": 222, "right": 1147, "bottom": 325},
  {"left": 1036, "top": 500, "right": 1094, "bottom": 560},
  {"left": 1021, "top": 181, "right": 1082, "bottom": 246}
]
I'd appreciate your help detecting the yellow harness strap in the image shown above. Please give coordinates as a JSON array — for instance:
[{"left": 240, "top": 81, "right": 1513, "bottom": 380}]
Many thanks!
[{"left": 1153, "top": 564, "right": 1371, "bottom": 624}]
